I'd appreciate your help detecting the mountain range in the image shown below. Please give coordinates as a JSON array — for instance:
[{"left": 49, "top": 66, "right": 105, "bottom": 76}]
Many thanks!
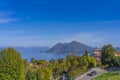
[
  {"left": 0, "top": 47, "right": 3, "bottom": 51},
  {"left": 48, "top": 41, "right": 94, "bottom": 54},
  {"left": 0, "top": 46, "right": 50, "bottom": 53},
  {"left": 0, "top": 43, "right": 119, "bottom": 54},
  {"left": 115, "top": 47, "right": 120, "bottom": 52}
]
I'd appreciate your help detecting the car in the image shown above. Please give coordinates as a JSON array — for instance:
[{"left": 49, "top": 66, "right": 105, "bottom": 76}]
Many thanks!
[{"left": 87, "top": 71, "right": 97, "bottom": 76}]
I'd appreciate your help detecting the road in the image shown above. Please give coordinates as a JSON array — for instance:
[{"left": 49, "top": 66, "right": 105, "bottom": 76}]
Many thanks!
[{"left": 74, "top": 68, "right": 107, "bottom": 80}]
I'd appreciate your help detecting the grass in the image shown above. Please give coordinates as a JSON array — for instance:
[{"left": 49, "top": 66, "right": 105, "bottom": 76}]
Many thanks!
[{"left": 92, "top": 71, "right": 120, "bottom": 80}]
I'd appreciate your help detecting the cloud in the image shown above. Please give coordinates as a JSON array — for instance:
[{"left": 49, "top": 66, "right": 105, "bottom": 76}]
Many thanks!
[
  {"left": 0, "top": 11, "right": 19, "bottom": 23},
  {"left": 0, "top": 18, "right": 17, "bottom": 23}
]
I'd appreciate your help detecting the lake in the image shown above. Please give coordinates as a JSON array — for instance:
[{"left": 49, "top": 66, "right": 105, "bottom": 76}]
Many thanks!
[{"left": 19, "top": 50, "right": 82, "bottom": 61}]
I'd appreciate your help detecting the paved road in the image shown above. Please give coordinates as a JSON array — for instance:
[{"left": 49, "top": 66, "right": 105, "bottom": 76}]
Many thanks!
[{"left": 74, "top": 68, "right": 107, "bottom": 80}]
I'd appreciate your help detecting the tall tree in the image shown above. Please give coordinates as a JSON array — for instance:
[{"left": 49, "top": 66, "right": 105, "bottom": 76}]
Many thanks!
[
  {"left": 0, "top": 48, "right": 24, "bottom": 80},
  {"left": 84, "top": 49, "right": 88, "bottom": 57},
  {"left": 101, "top": 44, "right": 115, "bottom": 67}
]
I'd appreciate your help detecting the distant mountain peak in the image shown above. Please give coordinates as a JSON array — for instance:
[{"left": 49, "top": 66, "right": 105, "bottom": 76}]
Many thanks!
[
  {"left": 71, "top": 41, "right": 79, "bottom": 43},
  {"left": 70, "top": 41, "right": 85, "bottom": 45},
  {"left": 48, "top": 41, "right": 93, "bottom": 54}
]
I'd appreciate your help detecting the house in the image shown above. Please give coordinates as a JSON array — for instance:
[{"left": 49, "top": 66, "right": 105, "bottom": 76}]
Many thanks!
[
  {"left": 92, "top": 48, "right": 120, "bottom": 61},
  {"left": 113, "top": 52, "right": 120, "bottom": 56},
  {"left": 92, "top": 48, "right": 102, "bottom": 61}
]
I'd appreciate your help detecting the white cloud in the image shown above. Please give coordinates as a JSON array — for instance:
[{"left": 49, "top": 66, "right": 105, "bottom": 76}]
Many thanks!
[{"left": 0, "top": 11, "right": 19, "bottom": 23}]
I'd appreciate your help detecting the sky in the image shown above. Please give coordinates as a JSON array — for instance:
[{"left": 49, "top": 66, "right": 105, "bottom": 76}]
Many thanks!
[{"left": 0, "top": 0, "right": 120, "bottom": 47}]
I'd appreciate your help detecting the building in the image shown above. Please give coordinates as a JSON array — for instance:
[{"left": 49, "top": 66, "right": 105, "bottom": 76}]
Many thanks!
[
  {"left": 92, "top": 48, "right": 102, "bottom": 61},
  {"left": 92, "top": 48, "right": 120, "bottom": 61},
  {"left": 113, "top": 52, "right": 120, "bottom": 56}
]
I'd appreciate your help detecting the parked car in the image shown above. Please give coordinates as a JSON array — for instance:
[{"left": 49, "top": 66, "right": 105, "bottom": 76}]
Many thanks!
[{"left": 87, "top": 71, "right": 97, "bottom": 76}]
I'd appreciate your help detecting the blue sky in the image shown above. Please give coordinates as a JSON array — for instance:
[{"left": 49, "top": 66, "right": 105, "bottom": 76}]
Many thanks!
[{"left": 0, "top": 0, "right": 120, "bottom": 47}]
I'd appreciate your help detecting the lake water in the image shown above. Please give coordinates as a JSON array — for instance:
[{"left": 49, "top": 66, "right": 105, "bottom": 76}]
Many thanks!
[{"left": 19, "top": 50, "right": 82, "bottom": 61}]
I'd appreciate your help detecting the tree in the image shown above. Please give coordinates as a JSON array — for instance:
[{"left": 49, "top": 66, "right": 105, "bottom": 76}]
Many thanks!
[
  {"left": 83, "top": 49, "right": 89, "bottom": 66},
  {"left": 101, "top": 44, "right": 115, "bottom": 67},
  {"left": 26, "top": 70, "right": 38, "bottom": 80},
  {"left": 88, "top": 56, "right": 97, "bottom": 68},
  {"left": 112, "top": 56, "right": 120, "bottom": 67},
  {"left": 79, "top": 56, "right": 88, "bottom": 68},
  {"left": 31, "top": 58, "right": 36, "bottom": 65},
  {"left": 84, "top": 49, "right": 89, "bottom": 57},
  {"left": 49, "top": 60, "right": 60, "bottom": 79},
  {"left": 40, "top": 60, "right": 47, "bottom": 66},
  {"left": 37, "top": 67, "right": 52, "bottom": 80},
  {"left": 0, "top": 48, "right": 24, "bottom": 80}
]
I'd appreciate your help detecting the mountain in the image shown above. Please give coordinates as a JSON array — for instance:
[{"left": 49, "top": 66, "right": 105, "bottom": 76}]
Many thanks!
[
  {"left": 115, "top": 47, "right": 120, "bottom": 52},
  {"left": 48, "top": 41, "right": 94, "bottom": 54},
  {"left": 0, "top": 47, "right": 50, "bottom": 54},
  {"left": 0, "top": 47, "right": 3, "bottom": 51},
  {"left": 15, "top": 46, "right": 50, "bottom": 53}
]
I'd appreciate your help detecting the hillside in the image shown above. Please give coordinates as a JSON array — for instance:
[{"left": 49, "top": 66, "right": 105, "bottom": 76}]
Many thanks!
[{"left": 48, "top": 41, "right": 93, "bottom": 54}]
